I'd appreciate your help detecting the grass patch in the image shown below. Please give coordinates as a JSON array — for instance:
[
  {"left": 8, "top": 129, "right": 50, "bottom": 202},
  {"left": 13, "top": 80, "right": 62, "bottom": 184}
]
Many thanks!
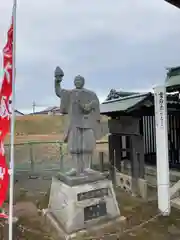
[
  {"left": 14, "top": 115, "right": 108, "bottom": 136},
  {"left": 15, "top": 115, "right": 67, "bottom": 135}
]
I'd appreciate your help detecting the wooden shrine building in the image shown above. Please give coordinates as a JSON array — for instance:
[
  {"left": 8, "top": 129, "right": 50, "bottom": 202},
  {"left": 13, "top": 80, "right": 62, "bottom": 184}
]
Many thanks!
[{"left": 100, "top": 67, "right": 180, "bottom": 182}]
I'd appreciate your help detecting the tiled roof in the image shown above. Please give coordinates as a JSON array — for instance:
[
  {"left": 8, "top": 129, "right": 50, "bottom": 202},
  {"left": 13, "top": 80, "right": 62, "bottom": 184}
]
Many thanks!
[
  {"left": 44, "top": 106, "right": 57, "bottom": 111},
  {"left": 101, "top": 92, "right": 151, "bottom": 114},
  {"left": 31, "top": 106, "right": 61, "bottom": 115},
  {"left": 101, "top": 90, "right": 180, "bottom": 114},
  {"left": 15, "top": 110, "right": 24, "bottom": 115},
  {"left": 165, "top": 0, "right": 180, "bottom": 8}
]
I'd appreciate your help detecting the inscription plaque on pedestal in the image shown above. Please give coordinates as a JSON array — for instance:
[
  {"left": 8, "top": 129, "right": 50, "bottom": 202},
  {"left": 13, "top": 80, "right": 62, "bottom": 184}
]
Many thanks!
[
  {"left": 77, "top": 188, "right": 108, "bottom": 201},
  {"left": 84, "top": 201, "right": 107, "bottom": 221}
]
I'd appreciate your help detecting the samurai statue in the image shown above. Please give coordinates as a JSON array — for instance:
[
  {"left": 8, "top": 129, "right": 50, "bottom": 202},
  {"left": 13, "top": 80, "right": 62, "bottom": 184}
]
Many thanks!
[{"left": 54, "top": 66, "right": 101, "bottom": 176}]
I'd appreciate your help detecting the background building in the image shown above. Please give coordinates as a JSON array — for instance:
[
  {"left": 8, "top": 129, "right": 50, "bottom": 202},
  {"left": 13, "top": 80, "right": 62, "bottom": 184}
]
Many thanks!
[
  {"left": 15, "top": 110, "right": 24, "bottom": 116},
  {"left": 31, "top": 106, "right": 61, "bottom": 115},
  {"left": 165, "top": 0, "right": 180, "bottom": 8}
]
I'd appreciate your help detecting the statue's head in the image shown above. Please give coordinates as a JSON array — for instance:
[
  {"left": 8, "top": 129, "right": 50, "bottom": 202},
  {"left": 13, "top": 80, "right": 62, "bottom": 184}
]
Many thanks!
[
  {"left": 74, "top": 75, "right": 85, "bottom": 89},
  {"left": 55, "top": 66, "right": 64, "bottom": 82}
]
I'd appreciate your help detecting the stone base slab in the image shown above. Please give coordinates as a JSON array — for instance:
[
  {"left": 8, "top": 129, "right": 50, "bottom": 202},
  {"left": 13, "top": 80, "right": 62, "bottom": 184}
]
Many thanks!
[
  {"left": 43, "top": 209, "right": 126, "bottom": 240},
  {"left": 56, "top": 170, "right": 108, "bottom": 186}
]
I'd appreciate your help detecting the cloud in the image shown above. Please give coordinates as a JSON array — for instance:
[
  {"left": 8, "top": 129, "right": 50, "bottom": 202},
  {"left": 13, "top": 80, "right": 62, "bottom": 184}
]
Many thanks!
[{"left": 0, "top": 0, "right": 180, "bottom": 112}]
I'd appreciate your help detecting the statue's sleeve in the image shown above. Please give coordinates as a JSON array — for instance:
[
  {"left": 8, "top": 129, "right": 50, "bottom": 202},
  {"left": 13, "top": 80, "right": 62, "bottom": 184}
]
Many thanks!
[
  {"left": 91, "top": 94, "right": 101, "bottom": 140},
  {"left": 59, "top": 89, "right": 71, "bottom": 114},
  {"left": 92, "top": 94, "right": 101, "bottom": 121}
]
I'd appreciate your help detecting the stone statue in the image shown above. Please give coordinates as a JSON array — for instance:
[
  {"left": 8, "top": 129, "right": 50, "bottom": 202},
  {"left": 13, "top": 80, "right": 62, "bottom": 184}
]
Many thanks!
[{"left": 54, "top": 66, "right": 101, "bottom": 176}]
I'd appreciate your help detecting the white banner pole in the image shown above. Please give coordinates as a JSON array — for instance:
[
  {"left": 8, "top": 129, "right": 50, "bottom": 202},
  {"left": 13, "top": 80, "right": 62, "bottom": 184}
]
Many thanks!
[{"left": 8, "top": 0, "right": 17, "bottom": 239}]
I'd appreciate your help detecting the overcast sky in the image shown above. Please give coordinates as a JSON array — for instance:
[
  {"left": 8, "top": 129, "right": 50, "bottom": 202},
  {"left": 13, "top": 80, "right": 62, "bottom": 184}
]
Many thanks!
[{"left": 0, "top": 0, "right": 180, "bottom": 113}]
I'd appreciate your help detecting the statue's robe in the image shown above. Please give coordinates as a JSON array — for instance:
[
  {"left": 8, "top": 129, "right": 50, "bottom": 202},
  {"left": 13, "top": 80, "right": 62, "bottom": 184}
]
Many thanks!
[{"left": 60, "top": 88, "right": 100, "bottom": 154}]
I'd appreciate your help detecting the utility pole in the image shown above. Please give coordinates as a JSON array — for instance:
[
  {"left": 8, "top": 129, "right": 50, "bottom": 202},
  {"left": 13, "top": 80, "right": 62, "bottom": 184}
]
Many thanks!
[{"left": 32, "top": 101, "right": 36, "bottom": 114}]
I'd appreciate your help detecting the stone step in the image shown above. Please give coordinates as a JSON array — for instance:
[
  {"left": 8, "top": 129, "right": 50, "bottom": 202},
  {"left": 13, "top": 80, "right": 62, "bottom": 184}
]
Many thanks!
[
  {"left": 171, "top": 197, "right": 180, "bottom": 210},
  {"left": 170, "top": 180, "right": 180, "bottom": 198}
]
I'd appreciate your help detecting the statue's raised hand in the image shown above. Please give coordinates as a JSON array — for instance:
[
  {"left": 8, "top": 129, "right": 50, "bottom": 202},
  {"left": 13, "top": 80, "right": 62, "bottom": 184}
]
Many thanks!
[{"left": 54, "top": 66, "right": 64, "bottom": 84}]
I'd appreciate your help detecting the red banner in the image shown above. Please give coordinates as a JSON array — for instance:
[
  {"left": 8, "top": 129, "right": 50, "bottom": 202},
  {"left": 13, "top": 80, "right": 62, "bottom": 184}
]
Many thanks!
[{"left": 0, "top": 19, "right": 13, "bottom": 213}]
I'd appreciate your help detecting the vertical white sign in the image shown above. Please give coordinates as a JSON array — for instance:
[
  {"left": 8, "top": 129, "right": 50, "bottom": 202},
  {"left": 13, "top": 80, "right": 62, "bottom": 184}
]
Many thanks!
[{"left": 154, "top": 85, "right": 170, "bottom": 216}]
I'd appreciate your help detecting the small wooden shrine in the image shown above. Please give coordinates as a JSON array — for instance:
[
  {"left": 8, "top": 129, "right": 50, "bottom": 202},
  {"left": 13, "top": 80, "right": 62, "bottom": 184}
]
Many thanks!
[{"left": 100, "top": 67, "right": 180, "bottom": 183}]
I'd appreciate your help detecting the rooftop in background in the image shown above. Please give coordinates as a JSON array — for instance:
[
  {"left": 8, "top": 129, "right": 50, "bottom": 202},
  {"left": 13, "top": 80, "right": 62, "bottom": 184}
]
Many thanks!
[
  {"left": 165, "top": 0, "right": 180, "bottom": 8},
  {"left": 30, "top": 106, "right": 61, "bottom": 115},
  {"left": 15, "top": 110, "right": 24, "bottom": 116},
  {"left": 101, "top": 90, "right": 152, "bottom": 114},
  {"left": 166, "top": 66, "right": 180, "bottom": 92},
  {"left": 101, "top": 89, "right": 180, "bottom": 115}
]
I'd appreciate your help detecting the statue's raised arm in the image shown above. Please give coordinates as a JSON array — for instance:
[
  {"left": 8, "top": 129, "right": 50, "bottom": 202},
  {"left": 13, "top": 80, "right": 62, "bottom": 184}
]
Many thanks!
[
  {"left": 54, "top": 66, "right": 71, "bottom": 114},
  {"left": 54, "top": 66, "right": 64, "bottom": 98}
]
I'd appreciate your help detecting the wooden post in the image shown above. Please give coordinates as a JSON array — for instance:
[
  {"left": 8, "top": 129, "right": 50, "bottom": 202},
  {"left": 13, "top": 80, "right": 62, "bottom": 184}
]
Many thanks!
[
  {"left": 99, "top": 152, "right": 104, "bottom": 172},
  {"left": 59, "top": 142, "right": 64, "bottom": 171},
  {"left": 29, "top": 142, "right": 34, "bottom": 172},
  {"left": 124, "top": 136, "right": 130, "bottom": 172},
  {"left": 114, "top": 135, "right": 122, "bottom": 172},
  {"left": 138, "top": 139, "right": 145, "bottom": 179},
  {"left": 108, "top": 134, "right": 115, "bottom": 183},
  {"left": 134, "top": 135, "right": 145, "bottom": 179},
  {"left": 130, "top": 136, "right": 139, "bottom": 195}
]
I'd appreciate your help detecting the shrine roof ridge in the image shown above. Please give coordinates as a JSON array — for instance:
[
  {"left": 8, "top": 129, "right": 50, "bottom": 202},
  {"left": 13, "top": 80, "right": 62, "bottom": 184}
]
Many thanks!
[
  {"left": 103, "top": 92, "right": 151, "bottom": 104},
  {"left": 100, "top": 90, "right": 180, "bottom": 114}
]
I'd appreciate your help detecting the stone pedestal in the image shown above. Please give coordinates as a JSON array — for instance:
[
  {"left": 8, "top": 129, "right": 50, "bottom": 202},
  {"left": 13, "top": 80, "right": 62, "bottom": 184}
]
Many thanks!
[{"left": 44, "top": 171, "right": 121, "bottom": 238}]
